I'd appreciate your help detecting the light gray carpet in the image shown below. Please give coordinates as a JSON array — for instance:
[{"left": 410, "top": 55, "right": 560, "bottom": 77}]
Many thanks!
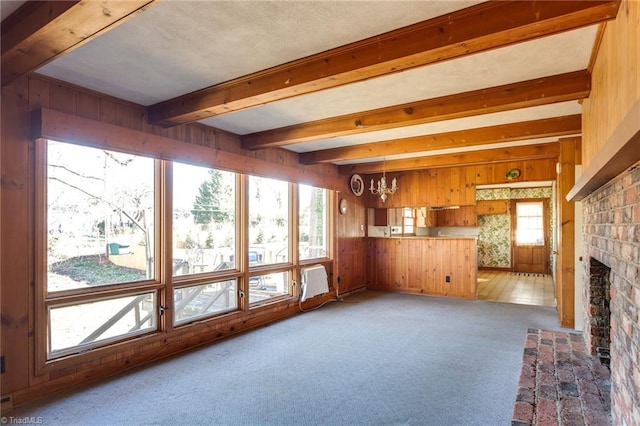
[{"left": 9, "top": 291, "right": 569, "bottom": 425}]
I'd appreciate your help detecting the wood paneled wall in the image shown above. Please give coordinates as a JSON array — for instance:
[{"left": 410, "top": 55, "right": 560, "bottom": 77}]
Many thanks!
[
  {"left": 365, "top": 158, "right": 557, "bottom": 208},
  {"left": 26, "top": 77, "right": 340, "bottom": 187},
  {"left": 337, "top": 191, "right": 367, "bottom": 295},
  {"left": 0, "top": 74, "right": 363, "bottom": 408},
  {"left": 582, "top": 0, "right": 639, "bottom": 168},
  {"left": 366, "top": 237, "right": 477, "bottom": 299}
]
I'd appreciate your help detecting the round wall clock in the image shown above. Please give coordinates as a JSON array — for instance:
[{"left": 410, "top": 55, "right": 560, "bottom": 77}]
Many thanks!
[
  {"left": 339, "top": 198, "right": 348, "bottom": 215},
  {"left": 350, "top": 174, "right": 364, "bottom": 196}
]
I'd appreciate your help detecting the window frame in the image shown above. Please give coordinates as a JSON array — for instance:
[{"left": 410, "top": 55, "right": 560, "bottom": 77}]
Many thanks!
[
  {"left": 298, "top": 184, "right": 330, "bottom": 262},
  {"left": 401, "top": 207, "right": 415, "bottom": 236},
  {"left": 245, "top": 176, "right": 296, "bottom": 307},
  {"left": 35, "top": 136, "right": 335, "bottom": 373},
  {"left": 35, "top": 139, "right": 165, "bottom": 370},
  {"left": 514, "top": 201, "right": 545, "bottom": 246}
]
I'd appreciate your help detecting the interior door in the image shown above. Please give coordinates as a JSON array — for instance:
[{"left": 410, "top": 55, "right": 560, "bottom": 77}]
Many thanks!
[{"left": 511, "top": 199, "right": 550, "bottom": 274}]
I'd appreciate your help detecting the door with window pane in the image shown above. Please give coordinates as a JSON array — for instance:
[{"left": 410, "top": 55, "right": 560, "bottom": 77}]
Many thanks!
[{"left": 511, "top": 199, "right": 550, "bottom": 274}]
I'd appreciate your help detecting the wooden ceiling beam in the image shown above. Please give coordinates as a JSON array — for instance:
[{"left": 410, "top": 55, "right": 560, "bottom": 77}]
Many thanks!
[
  {"left": 1, "top": 0, "right": 159, "bottom": 86},
  {"left": 299, "top": 115, "right": 581, "bottom": 164},
  {"left": 338, "top": 143, "right": 560, "bottom": 175},
  {"left": 243, "top": 71, "right": 590, "bottom": 150},
  {"left": 147, "top": 0, "right": 619, "bottom": 127}
]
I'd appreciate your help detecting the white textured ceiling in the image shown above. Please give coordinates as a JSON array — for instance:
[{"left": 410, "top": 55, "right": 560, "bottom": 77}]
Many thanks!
[
  {"left": 201, "top": 25, "right": 596, "bottom": 135},
  {"left": 4, "top": 0, "right": 599, "bottom": 168},
  {"left": 37, "top": 0, "right": 482, "bottom": 106}
]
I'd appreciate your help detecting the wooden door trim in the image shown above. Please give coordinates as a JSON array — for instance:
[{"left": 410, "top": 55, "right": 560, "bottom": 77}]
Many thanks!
[{"left": 510, "top": 198, "right": 551, "bottom": 274}]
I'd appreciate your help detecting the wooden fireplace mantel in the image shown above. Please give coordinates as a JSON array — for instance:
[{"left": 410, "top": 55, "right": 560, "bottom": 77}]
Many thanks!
[{"left": 567, "top": 100, "right": 640, "bottom": 201}]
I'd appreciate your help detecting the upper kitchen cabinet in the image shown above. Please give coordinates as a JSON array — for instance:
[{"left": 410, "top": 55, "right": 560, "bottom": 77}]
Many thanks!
[
  {"left": 420, "top": 168, "right": 476, "bottom": 207},
  {"left": 435, "top": 206, "right": 478, "bottom": 227},
  {"left": 373, "top": 208, "right": 389, "bottom": 226},
  {"left": 372, "top": 207, "right": 403, "bottom": 226},
  {"left": 364, "top": 159, "right": 557, "bottom": 209},
  {"left": 476, "top": 199, "right": 509, "bottom": 215},
  {"left": 366, "top": 167, "right": 476, "bottom": 208}
]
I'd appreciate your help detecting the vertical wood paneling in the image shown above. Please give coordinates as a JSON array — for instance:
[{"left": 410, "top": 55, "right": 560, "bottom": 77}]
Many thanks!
[
  {"left": 28, "top": 77, "right": 51, "bottom": 115},
  {"left": 441, "top": 169, "right": 452, "bottom": 205},
  {"left": 557, "top": 138, "right": 577, "bottom": 327},
  {"left": 115, "top": 103, "right": 135, "bottom": 129},
  {"left": 366, "top": 237, "right": 477, "bottom": 298},
  {"left": 1, "top": 76, "right": 32, "bottom": 393},
  {"left": 49, "top": 82, "right": 77, "bottom": 114},
  {"left": 450, "top": 167, "right": 461, "bottom": 205},
  {"left": 583, "top": 0, "right": 639, "bottom": 168},
  {"left": 365, "top": 161, "right": 554, "bottom": 209},
  {"left": 99, "top": 97, "right": 118, "bottom": 125},
  {"left": 464, "top": 166, "right": 476, "bottom": 204},
  {"left": 414, "top": 170, "right": 426, "bottom": 206},
  {"left": 76, "top": 92, "right": 100, "bottom": 120},
  {"left": 433, "top": 240, "right": 446, "bottom": 295},
  {"left": 435, "top": 206, "right": 477, "bottom": 226},
  {"left": 337, "top": 189, "right": 366, "bottom": 294},
  {"left": 403, "top": 171, "right": 417, "bottom": 207},
  {"left": 410, "top": 239, "right": 421, "bottom": 291}
]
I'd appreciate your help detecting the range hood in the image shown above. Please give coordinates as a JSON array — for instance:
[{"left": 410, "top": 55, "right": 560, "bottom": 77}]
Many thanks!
[{"left": 428, "top": 206, "right": 461, "bottom": 211}]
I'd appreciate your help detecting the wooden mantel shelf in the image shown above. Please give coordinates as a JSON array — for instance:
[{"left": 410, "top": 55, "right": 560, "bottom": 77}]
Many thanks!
[{"left": 567, "top": 100, "right": 640, "bottom": 201}]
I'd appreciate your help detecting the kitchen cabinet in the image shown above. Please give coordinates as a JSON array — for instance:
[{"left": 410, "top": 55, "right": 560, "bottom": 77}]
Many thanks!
[
  {"left": 435, "top": 206, "right": 477, "bottom": 226},
  {"left": 476, "top": 199, "right": 508, "bottom": 215},
  {"left": 373, "top": 208, "right": 405, "bottom": 226},
  {"left": 373, "top": 208, "right": 388, "bottom": 226},
  {"left": 365, "top": 159, "right": 559, "bottom": 209},
  {"left": 421, "top": 168, "right": 477, "bottom": 207}
]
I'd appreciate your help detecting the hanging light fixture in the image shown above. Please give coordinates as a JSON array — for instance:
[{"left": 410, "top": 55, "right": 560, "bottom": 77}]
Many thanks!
[{"left": 369, "top": 159, "right": 397, "bottom": 202}]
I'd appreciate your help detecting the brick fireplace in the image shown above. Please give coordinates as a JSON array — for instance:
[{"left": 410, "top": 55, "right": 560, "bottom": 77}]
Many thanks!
[
  {"left": 584, "top": 258, "right": 611, "bottom": 364},
  {"left": 581, "top": 164, "right": 640, "bottom": 425}
]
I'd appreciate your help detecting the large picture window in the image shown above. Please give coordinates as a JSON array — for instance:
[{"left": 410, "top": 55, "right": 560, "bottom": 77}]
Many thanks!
[{"left": 39, "top": 138, "right": 333, "bottom": 363}]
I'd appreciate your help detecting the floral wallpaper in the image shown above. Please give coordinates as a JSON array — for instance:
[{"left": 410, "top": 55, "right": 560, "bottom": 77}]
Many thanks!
[
  {"left": 511, "top": 187, "right": 553, "bottom": 199},
  {"left": 477, "top": 214, "right": 511, "bottom": 267},
  {"left": 476, "top": 187, "right": 555, "bottom": 269},
  {"left": 476, "top": 188, "right": 510, "bottom": 200}
]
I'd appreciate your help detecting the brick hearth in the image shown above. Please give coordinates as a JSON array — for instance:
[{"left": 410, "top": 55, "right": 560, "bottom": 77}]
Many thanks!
[{"left": 512, "top": 329, "right": 611, "bottom": 426}]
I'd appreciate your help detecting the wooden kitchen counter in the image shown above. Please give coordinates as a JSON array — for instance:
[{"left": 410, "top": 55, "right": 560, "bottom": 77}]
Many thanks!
[{"left": 366, "top": 236, "right": 477, "bottom": 299}]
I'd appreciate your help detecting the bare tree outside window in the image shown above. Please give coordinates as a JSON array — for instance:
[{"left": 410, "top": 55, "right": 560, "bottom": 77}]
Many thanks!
[
  {"left": 45, "top": 140, "right": 156, "bottom": 358},
  {"left": 47, "top": 141, "right": 155, "bottom": 292}
]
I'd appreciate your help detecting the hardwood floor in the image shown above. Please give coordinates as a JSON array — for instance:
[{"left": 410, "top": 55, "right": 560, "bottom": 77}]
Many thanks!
[{"left": 477, "top": 270, "right": 556, "bottom": 307}]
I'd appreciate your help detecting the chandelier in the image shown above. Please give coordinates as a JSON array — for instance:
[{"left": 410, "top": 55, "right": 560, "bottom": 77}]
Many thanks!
[{"left": 369, "top": 161, "right": 397, "bottom": 202}]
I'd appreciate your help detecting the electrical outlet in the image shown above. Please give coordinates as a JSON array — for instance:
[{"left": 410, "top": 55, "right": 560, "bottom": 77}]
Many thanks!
[{"left": 445, "top": 275, "right": 451, "bottom": 283}]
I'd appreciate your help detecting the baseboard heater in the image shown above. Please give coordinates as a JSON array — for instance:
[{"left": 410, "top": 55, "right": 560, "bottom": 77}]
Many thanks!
[{"left": 300, "top": 264, "right": 329, "bottom": 302}]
